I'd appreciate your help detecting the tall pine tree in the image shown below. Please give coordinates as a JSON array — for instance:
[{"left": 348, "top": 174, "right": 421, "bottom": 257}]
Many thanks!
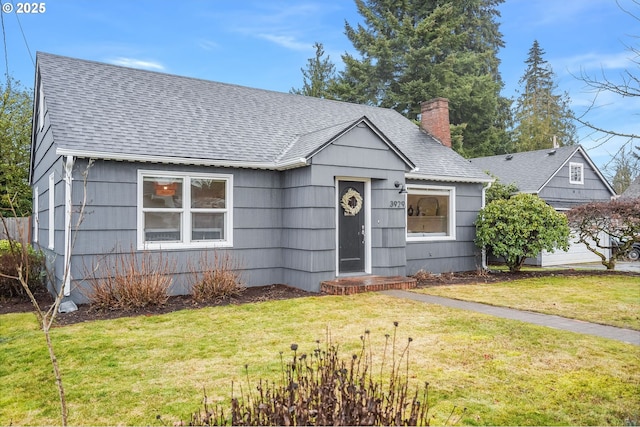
[
  {"left": 331, "top": 0, "right": 510, "bottom": 157},
  {"left": 290, "top": 42, "right": 337, "bottom": 99},
  {"left": 512, "top": 40, "right": 577, "bottom": 152}
]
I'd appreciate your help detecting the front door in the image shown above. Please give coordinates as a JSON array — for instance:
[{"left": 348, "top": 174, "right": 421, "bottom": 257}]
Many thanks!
[{"left": 338, "top": 181, "right": 365, "bottom": 273}]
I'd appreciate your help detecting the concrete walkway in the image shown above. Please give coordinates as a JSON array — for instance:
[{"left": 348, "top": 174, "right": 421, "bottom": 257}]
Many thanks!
[{"left": 380, "top": 290, "right": 640, "bottom": 346}]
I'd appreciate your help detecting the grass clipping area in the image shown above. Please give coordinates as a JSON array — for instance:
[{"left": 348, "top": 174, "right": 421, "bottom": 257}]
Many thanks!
[
  {"left": 415, "top": 275, "right": 640, "bottom": 330},
  {"left": 0, "top": 290, "right": 638, "bottom": 425}
]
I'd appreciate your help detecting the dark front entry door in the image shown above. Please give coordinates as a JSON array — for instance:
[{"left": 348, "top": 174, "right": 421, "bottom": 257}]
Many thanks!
[{"left": 338, "top": 181, "right": 365, "bottom": 273}]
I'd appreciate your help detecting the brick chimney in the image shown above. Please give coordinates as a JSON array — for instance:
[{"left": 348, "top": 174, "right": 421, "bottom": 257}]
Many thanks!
[{"left": 420, "top": 98, "right": 451, "bottom": 148}]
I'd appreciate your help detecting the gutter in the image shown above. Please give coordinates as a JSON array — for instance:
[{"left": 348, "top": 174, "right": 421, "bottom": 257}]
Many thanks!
[
  {"left": 55, "top": 148, "right": 309, "bottom": 171},
  {"left": 405, "top": 172, "right": 493, "bottom": 184}
]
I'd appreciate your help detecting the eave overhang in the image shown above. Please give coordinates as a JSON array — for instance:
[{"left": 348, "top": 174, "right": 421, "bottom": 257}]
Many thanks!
[{"left": 55, "top": 148, "right": 309, "bottom": 171}]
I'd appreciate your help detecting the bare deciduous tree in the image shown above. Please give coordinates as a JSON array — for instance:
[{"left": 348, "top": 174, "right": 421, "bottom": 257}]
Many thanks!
[
  {"left": 565, "top": 198, "right": 640, "bottom": 270},
  {"left": 575, "top": 1, "right": 639, "bottom": 174}
]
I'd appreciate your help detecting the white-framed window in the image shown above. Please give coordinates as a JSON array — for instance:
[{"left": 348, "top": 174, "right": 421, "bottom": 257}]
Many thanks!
[
  {"left": 406, "top": 184, "right": 456, "bottom": 241},
  {"left": 137, "top": 170, "right": 233, "bottom": 249},
  {"left": 33, "top": 187, "right": 39, "bottom": 243},
  {"left": 48, "top": 173, "right": 54, "bottom": 249},
  {"left": 569, "top": 162, "right": 584, "bottom": 184}
]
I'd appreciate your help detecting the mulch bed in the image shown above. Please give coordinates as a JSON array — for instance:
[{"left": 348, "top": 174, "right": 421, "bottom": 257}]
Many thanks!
[
  {"left": 1, "top": 269, "right": 637, "bottom": 326},
  {"left": 0, "top": 284, "right": 313, "bottom": 326}
]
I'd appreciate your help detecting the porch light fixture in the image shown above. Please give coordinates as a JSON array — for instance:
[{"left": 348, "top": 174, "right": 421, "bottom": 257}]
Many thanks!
[{"left": 394, "top": 181, "right": 408, "bottom": 194}]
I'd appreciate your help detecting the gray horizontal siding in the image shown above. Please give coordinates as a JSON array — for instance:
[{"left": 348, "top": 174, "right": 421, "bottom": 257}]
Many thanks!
[
  {"left": 311, "top": 126, "right": 408, "bottom": 173},
  {"left": 284, "top": 186, "right": 334, "bottom": 208},
  {"left": 282, "top": 229, "right": 334, "bottom": 250},
  {"left": 64, "top": 160, "right": 288, "bottom": 295},
  {"left": 37, "top": 124, "right": 484, "bottom": 301},
  {"left": 282, "top": 206, "right": 335, "bottom": 229},
  {"left": 405, "top": 181, "right": 483, "bottom": 275},
  {"left": 281, "top": 248, "right": 334, "bottom": 272},
  {"left": 235, "top": 188, "right": 282, "bottom": 208},
  {"left": 540, "top": 151, "right": 614, "bottom": 208}
]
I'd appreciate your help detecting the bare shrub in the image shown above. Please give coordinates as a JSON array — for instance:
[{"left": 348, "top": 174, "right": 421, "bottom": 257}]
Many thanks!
[
  {"left": 85, "top": 249, "right": 173, "bottom": 311},
  {"left": 412, "top": 269, "right": 434, "bottom": 286},
  {"left": 189, "top": 251, "right": 245, "bottom": 303},
  {"left": 167, "top": 323, "right": 465, "bottom": 426}
]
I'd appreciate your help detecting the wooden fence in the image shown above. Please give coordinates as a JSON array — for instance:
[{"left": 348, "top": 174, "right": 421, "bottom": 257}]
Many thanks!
[{"left": 0, "top": 217, "right": 31, "bottom": 245}]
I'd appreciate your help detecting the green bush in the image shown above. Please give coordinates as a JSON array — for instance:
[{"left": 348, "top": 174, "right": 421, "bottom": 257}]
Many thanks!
[
  {"left": 0, "top": 239, "right": 46, "bottom": 298},
  {"left": 475, "top": 193, "right": 570, "bottom": 272}
]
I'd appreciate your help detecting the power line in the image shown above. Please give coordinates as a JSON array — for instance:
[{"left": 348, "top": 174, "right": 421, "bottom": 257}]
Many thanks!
[
  {"left": 0, "top": 1, "right": 10, "bottom": 85},
  {"left": 13, "top": 10, "right": 34, "bottom": 66}
]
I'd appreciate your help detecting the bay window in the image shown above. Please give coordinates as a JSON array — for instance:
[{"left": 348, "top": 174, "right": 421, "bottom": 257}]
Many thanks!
[
  {"left": 406, "top": 185, "right": 456, "bottom": 241},
  {"left": 138, "top": 171, "right": 232, "bottom": 249}
]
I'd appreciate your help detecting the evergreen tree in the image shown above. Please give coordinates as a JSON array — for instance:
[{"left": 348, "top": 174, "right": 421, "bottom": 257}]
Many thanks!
[
  {"left": 512, "top": 40, "right": 577, "bottom": 152},
  {"left": 609, "top": 145, "right": 639, "bottom": 194},
  {"left": 290, "top": 42, "right": 337, "bottom": 99},
  {"left": 1, "top": 78, "right": 33, "bottom": 217},
  {"left": 331, "top": 0, "right": 510, "bottom": 157}
]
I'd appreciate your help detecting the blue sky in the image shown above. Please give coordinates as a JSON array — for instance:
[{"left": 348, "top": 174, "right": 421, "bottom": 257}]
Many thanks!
[{"left": 1, "top": 0, "right": 637, "bottom": 177}]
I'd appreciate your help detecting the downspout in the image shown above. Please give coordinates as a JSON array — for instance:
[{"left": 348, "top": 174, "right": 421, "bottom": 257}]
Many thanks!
[
  {"left": 63, "top": 156, "right": 74, "bottom": 296},
  {"left": 480, "top": 180, "right": 493, "bottom": 271}
]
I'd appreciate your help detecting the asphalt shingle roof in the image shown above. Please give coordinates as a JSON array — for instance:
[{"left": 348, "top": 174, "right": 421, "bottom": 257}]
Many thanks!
[
  {"left": 469, "top": 145, "right": 581, "bottom": 192},
  {"left": 37, "top": 52, "right": 489, "bottom": 182},
  {"left": 621, "top": 176, "right": 640, "bottom": 199}
]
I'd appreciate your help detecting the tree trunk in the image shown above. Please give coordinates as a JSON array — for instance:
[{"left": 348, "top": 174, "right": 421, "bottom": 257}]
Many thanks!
[{"left": 45, "top": 327, "right": 68, "bottom": 425}]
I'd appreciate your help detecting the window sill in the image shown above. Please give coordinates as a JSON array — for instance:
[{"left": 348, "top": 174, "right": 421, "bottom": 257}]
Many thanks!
[
  {"left": 406, "top": 235, "right": 456, "bottom": 242},
  {"left": 138, "top": 241, "right": 233, "bottom": 251}
]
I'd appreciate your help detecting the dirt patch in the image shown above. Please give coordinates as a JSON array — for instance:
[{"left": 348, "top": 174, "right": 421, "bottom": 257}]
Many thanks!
[{"left": 1, "top": 269, "right": 637, "bottom": 326}]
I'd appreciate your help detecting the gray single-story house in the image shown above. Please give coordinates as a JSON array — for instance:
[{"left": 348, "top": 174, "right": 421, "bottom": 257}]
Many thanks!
[
  {"left": 30, "top": 52, "right": 493, "bottom": 303},
  {"left": 470, "top": 145, "right": 617, "bottom": 265}
]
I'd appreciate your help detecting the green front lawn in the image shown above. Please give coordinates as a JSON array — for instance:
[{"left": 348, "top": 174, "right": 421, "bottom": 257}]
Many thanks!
[
  {"left": 414, "top": 275, "right": 640, "bottom": 330},
  {"left": 1, "top": 281, "right": 639, "bottom": 425}
]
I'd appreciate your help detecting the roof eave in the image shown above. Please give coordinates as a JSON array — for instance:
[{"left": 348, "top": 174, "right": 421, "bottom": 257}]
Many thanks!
[
  {"left": 405, "top": 172, "right": 494, "bottom": 184},
  {"left": 55, "top": 148, "right": 309, "bottom": 171}
]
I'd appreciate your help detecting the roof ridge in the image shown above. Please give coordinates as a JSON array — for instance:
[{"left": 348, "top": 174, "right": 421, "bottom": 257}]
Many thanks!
[{"left": 471, "top": 144, "right": 580, "bottom": 161}]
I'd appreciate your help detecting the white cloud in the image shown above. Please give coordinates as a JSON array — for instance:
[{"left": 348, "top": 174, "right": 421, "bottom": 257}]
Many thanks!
[
  {"left": 198, "top": 39, "right": 220, "bottom": 51},
  {"left": 521, "top": 0, "right": 612, "bottom": 28},
  {"left": 555, "top": 51, "right": 634, "bottom": 75},
  {"left": 209, "top": 1, "right": 333, "bottom": 52},
  {"left": 257, "top": 34, "right": 312, "bottom": 51},
  {"left": 109, "top": 57, "right": 165, "bottom": 71}
]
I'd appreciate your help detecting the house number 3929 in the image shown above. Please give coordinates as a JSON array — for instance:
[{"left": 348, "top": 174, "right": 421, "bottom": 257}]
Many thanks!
[{"left": 389, "top": 200, "right": 405, "bottom": 208}]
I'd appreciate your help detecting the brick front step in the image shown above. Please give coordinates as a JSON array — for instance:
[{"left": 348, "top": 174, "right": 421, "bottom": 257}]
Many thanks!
[{"left": 321, "top": 275, "right": 417, "bottom": 295}]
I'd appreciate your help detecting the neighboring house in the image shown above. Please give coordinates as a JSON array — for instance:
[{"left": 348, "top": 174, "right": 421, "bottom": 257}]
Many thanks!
[
  {"left": 470, "top": 145, "right": 617, "bottom": 266},
  {"left": 30, "top": 52, "right": 492, "bottom": 303},
  {"left": 620, "top": 176, "right": 640, "bottom": 199}
]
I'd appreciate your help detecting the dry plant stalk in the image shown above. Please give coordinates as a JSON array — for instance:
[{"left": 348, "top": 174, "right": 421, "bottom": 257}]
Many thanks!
[
  {"left": 86, "top": 248, "right": 174, "bottom": 311},
  {"left": 413, "top": 269, "right": 434, "bottom": 285},
  {"left": 180, "top": 324, "right": 465, "bottom": 426},
  {"left": 0, "top": 160, "right": 93, "bottom": 425},
  {"left": 189, "top": 250, "right": 245, "bottom": 303}
]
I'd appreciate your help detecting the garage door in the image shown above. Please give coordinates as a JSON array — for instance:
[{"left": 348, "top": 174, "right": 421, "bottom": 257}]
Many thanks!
[{"left": 542, "top": 231, "right": 610, "bottom": 266}]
